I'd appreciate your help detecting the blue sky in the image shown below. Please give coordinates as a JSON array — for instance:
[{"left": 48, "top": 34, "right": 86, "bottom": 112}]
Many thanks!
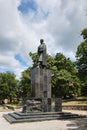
[
  {"left": 18, "top": 0, "right": 49, "bottom": 22},
  {"left": 18, "top": 0, "right": 37, "bottom": 14},
  {"left": 14, "top": 54, "right": 28, "bottom": 67},
  {"left": 0, "top": 0, "right": 87, "bottom": 79}
]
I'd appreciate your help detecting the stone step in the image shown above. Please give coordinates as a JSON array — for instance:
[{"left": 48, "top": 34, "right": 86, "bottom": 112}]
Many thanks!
[
  {"left": 3, "top": 113, "right": 83, "bottom": 124},
  {"left": 14, "top": 111, "right": 71, "bottom": 116},
  {"left": 8, "top": 112, "right": 79, "bottom": 120},
  {"left": 3, "top": 111, "right": 86, "bottom": 123}
]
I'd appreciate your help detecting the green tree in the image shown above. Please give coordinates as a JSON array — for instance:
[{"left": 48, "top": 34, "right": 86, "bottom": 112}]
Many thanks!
[
  {"left": 76, "top": 28, "right": 87, "bottom": 95},
  {"left": 55, "top": 53, "right": 76, "bottom": 74},
  {"left": 52, "top": 53, "right": 80, "bottom": 97},
  {"left": 29, "top": 51, "right": 80, "bottom": 97},
  {"left": 0, "top": 72, "right": 17, "bottom": 102},
  {"left": 20, "top": 67, "right": 31, "bottom": 98},
  {"left": 52, "top": 69, "right": 80, "bottom": 97},
  {"left": 29, "top": 52, "right": 38, "bottom": 68}
]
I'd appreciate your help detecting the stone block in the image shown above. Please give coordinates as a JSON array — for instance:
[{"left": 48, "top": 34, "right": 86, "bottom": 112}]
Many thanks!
[
  {"left": 41, "top": 98, "right": 51, "bottom": 112},
  {"left": 55, "top": 98, "right": 62, "bottom": 112},
  {"left": 31, "top": 68, "right": 51, "bottom": 98}
]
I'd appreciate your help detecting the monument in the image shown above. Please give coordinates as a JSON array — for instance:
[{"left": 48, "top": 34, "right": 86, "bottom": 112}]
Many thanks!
[
  {"left": 30, "top": 39, "right": 52, "bottom": 112},
  {"left": 3, "top": 39, "right": 84, "bottom": 123},
  {"left": 37, "top": 39, "right": 47, "bottom": 68}
]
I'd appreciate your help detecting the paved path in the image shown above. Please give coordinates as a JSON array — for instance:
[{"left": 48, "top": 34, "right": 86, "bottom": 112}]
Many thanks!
[{"left": 0, "top": 110, "right": 87, "bottom": 130}]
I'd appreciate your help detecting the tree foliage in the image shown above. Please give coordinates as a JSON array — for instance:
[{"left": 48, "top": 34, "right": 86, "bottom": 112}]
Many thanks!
[
  {"left": 29, "top": 52, "right": 80, "bottom": 97},
  {"left": 76, "top": 28, "right": 87, "bottom": 95},
  {"left": 55, "top": 53, "right": 77, "bottom": 74},
  {"left": 52, "top": 69, "right": 80, "bottom": 97},
  {"left": 0, "top": 72, "right": 17, "bottom": 102},
  {"left": 29, "top": 52, "right": 38, "bottom": 68},
  {"left": 52, "top": 53, "right": 80, "bottom": 97},
  {"left": 19, "top": 67, "right": 31, "bottom": 98}
]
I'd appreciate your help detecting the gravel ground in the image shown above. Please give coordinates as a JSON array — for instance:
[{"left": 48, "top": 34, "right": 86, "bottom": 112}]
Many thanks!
[{"left": 0, "top": 110, "right": 87, "bottom": 130}]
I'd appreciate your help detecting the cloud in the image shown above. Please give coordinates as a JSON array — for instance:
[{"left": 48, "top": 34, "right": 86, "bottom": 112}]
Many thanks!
[
  {"left": 0, "top": 0, "right": 29, "bottom": 78},
  {"left": 36, "top": 0, "right": 87, "bottom": 57},
  {"left": 0, "top": 0, "right": 87, "bottom": 78},
  {"left": 0, "top": 0, "right": 36, "bottom": 77},
  {"left": 20, "top": 0, "right": 87, "bottom": 55}
]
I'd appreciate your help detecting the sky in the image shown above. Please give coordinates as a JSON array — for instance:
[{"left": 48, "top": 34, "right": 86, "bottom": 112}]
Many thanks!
[{"left": 0, "top": 0, "right": 87, "bottom": 79}]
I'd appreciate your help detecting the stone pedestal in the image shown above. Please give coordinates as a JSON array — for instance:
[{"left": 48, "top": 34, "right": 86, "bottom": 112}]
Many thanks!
[
  {"left": 55, "top": 98, "right": 62, "bottom": 112},
  {"left": 31, "top": 68, "right": 52, "bottom": 112},
  {"left": 41, "top": 98, "right": 51, "bottom": 112},
  {"left": 31, "top": 68, "right": 51, "bottom": 98}
]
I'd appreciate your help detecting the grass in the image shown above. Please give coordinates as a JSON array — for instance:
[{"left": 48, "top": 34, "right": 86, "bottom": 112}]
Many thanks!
[
  {"left": 7, "top": 103, "right": 21, "bottom": 107},
  {"left": 62, "top": 101, "right": 87, "bottom": 106},
  {"left": 62, "top": 96, "right": 87, "bottom": 106},
  {"left": 76, "top": 96, "right": 87, "bottom": 100}
]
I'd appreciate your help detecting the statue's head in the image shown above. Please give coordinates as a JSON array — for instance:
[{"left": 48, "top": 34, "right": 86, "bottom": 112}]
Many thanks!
[{"left": 40, "top": 39, "right": 44, "bottom": 43}]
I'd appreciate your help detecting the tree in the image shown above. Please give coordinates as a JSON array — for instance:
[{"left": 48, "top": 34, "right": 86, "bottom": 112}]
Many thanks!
[
  {"left": 76, "top": 42, "right": 87, "bottom": 79},
  {"left": 0, "top": 72, "right": 17, "bottom": 102},
  {"left": 81, "top": 28, "right": 87, "bottom": 40},
  {"left": 29, "top": 52, "right": 38, "bottom": 68},
  {"left": 29, "top": 52, "right": 80, "bottom": 97},
  {"left": 55, "top": 53, "right": 77, "bottom": 74},
  {"left": 20, "top": 67, "right": 31, "bottom": 98},
  {"left": 76, "top": 28, "right": 87, "bottom": 95},
  {"left": 76, "top": 28, "right": 87, "bottom": 76},
  {"left": 52, "top": 69, "right": 80, "bottom": 97}
]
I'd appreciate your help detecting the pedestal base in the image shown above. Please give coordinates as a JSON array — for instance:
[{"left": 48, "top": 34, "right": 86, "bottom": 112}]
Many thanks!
[{"left": 3, "top": 111, "right": 86, "bottom": 124}]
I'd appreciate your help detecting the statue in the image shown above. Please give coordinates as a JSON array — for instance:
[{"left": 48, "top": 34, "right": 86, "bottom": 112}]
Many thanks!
[{"left": 37, "top": 39, "right": 47, "bottom": 68}]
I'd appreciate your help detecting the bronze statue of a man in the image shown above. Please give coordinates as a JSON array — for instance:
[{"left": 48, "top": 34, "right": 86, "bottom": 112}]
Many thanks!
[{"left": 37, "top": 39, "right": 47, "bottom": 68}]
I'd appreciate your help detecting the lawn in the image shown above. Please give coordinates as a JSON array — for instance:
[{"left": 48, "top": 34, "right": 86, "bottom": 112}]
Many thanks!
[{"left": 62, "top": 96, "right": 87, "bottom": 106}]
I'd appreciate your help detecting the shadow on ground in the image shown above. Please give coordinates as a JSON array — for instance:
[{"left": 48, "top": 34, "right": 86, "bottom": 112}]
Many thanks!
[{"left": 67, "top": 118, "right": 87, "bottom": 130}]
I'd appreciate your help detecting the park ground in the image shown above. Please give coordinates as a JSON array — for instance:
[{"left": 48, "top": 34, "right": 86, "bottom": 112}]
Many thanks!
[
  {"left": 0, "top": 107, "right": 87, "bottom": 130},
  {"left": 0, "top": 97, "right": 87, "bottom": 130}
]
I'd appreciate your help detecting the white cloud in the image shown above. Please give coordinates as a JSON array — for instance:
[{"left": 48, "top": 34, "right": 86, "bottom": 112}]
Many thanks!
[
  {"left": 0, "top": 0, "right": 29, "bottom": 78},
  {"left": 0, "top": 53, "right": 24, "bottom": 79},
  {"left": 0, "top": 0, "right": 87, "bottom": 78}
]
